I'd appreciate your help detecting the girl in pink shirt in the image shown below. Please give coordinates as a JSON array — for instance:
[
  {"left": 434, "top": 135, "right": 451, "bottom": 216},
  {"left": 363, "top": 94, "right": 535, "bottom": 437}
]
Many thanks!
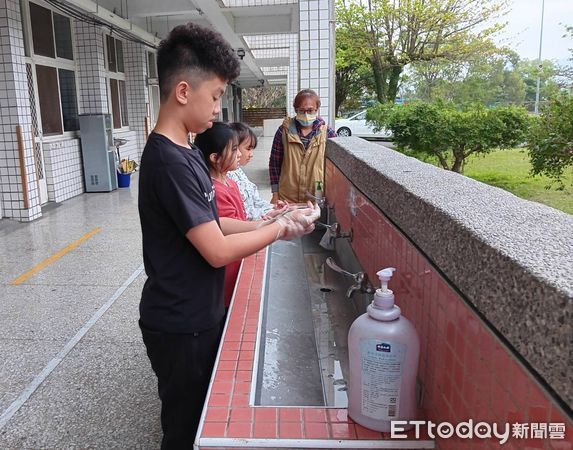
[{"left": 195, "top": 122, "right": 246, "bottom": 307}]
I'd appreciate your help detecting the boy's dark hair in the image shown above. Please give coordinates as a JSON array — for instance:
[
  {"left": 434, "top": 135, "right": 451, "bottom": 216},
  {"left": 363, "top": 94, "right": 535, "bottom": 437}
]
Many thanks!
[
  {"left": 157, "top": 23, "right": 240, "bottom": 102},
  {"left": 195, "top": 122, "right": 239, "bottom": 171},
  {"left": 230, "top": 122, "right": 258, "bottom": 149}
]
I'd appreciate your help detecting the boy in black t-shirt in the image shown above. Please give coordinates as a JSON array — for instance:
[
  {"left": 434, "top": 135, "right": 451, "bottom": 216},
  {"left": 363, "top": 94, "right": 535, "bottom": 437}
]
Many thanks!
[{"left": 138, "top": 23, "right": 319, "bottom": 449}]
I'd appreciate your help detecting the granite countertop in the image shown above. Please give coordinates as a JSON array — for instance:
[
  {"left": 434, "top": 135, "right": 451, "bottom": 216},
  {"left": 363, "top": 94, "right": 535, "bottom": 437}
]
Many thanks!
[{"left": 326, "top": 137, "right": 573, "bottom": 411}]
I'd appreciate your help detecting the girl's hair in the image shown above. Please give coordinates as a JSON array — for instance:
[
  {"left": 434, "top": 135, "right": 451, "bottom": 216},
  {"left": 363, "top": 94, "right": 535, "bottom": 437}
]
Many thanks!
[
  {"left": 230, "top": 122, "right": 258, "bottom": 148},
  {"left": 195, "top": 122, "right": 239, "bottom": 173},
  {"left": 293, "top": 89, "right": 321, "bottom": 109}
]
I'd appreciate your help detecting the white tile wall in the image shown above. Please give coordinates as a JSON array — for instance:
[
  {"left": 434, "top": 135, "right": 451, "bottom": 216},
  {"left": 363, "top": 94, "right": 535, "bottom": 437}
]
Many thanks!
[
  {"left": 0, "top": 0, "right": 41, "bottom": 221},
  {"left": 124, "top": 41, "right": 149, "bottom": 158},
  {"left": 42, "top": 139, "right": 84, "bottom": 203}
]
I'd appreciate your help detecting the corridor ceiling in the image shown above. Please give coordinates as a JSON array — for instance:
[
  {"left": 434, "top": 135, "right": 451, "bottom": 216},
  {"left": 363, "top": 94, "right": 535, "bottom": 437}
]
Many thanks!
[{"left": 88, "top": 0, "right": 298, "bottom": 87}]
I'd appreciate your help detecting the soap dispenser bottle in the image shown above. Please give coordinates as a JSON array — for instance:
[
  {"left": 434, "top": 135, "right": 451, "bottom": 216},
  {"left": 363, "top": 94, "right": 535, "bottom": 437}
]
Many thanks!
[{"left": 347, "top": 268, "right": 420, "bottom": 432}]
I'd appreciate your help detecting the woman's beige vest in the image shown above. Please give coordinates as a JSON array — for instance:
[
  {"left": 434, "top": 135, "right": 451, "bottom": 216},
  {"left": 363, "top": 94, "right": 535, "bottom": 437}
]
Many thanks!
[{"left": 278, "top": 117, "right": 327, "bottom": 203}]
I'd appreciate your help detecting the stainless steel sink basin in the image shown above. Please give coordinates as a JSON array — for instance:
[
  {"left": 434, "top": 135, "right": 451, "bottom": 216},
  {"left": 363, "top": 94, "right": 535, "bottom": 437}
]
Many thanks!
[{"left": 252, "top": 228, "right": 371, "bottom": 407}]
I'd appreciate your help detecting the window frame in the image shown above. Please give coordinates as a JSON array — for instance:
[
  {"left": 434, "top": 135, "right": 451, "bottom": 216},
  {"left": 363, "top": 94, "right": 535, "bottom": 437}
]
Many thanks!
[
  {"left": 105, "top": 34, "right": 129, "bottom": 130},
  {"left": 23, "top": 0, "right": 79, "bottom": 141}
]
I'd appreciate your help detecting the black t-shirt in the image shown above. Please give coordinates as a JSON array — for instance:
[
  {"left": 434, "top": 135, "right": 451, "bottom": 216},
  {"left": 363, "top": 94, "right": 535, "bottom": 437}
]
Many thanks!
[{"left": 138, "top": 132, "right": 224, "bottom": 333}]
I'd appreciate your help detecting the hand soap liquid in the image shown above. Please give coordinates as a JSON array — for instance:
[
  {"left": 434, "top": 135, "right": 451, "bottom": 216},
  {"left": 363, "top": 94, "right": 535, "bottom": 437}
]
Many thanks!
[{"left": 347, "top": 268, "right": 420, "bottom": 432}]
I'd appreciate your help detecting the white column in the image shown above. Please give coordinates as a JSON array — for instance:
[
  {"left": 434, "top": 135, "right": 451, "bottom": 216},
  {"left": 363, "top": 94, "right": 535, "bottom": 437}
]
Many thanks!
[
  {"left": 298, "top": 0, "right": 335, "bottom": 125},
  {"left": 0, "top": 0, "right": 41, "bottom": 221},
  {"left": 74, "top": 22, "right": 108, "bottom": 114}
]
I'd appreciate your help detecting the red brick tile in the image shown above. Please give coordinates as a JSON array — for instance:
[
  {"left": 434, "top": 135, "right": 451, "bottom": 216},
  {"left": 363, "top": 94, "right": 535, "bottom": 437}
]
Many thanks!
[
  {"left": 550, "top": 441, "right": 573, "bottom": 450},
  {"left": 236, "top": 370, "right": 251, "bottom": 382},
  {"left": 239, "top": 350, "right": 254, "bottom": 361},
  {"left": 227, "top": 422, "right": 252, "bottom": 438},
  {"left": 331, "top": 423, "right": 357, "bottom": 439},
  {"left": 220, "top": 350, "right": 239, "bottom": 361},
  {"left": 304, "top": 421, "right": 329, "bottom": 439},
  {"left": 231, "top": 393, "right": 249, "bottom": 407},
  {"left": 229, "top": 407, "right": 252, "bottom": 422},
  {"left": 255, "top": 407, "right": 277, "bottom": 422},
  {"left": 208, "top": 393, "right": 230, "bottom": 407},
  {"left": 453, "top": 357, "right": 464, "bottom": 393},
  {"left": 303, "top": 408, "right": 328, "bottom": 422},
  {"left": 242, "top": 333, "right": 256, "bottom": 342},
  {"left": 211, "top": 381, "right": 233, "bottom": 394},
  {"left": 528, "top": 384, "right": 551, "bottom": 425},
  {"left": 253, "top": 421, "right": 277, "bottom": 438},
  {"left": 214, "top": 370, "right": 235, "bottom": 382},
  {"left": 217, "top": 360, "right": 237, "bottom": 371},
  {"left": 355, "top": 423, "right": 382, "bottom": 439},
  {"left": 224, "top": 341, "right": 241, "bottom": 351},
  {"left": 279, "top": 408, "right": 302, "bottom": 422},
  {"left": 491, "top": 380, "right": 510, "bottom": 422},
  {"left": 202, "top": 421, "right": 226, "bottom": 437},
  {"left": 240, "top": 341, "right": 255, "bottom": 352},
  {"left": 327, "top": 408, "right": 350, "bottom": 423},
  {"left": 205, "top": 407, "right": 229, "bottom": 423},
  {"left": 234, "top": 381, "right": 251, "bottom": 394},
  {"left": 237, "top": 359, "right": 254, "bottom": 371},
  {"left": 507, "top": 361, "right": 529, "bottom": 408}
]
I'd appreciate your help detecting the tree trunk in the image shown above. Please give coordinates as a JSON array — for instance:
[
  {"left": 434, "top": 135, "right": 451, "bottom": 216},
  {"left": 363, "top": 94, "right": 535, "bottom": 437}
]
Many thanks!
[
  {"left": 386, "top": 65, "right": 403, "bottom": 103},
  {"left": 451, "top": 149, "right": 465, "bottom": 173},
  {"left": 371, "top": 50, "right": 388, "bottom": 103}
]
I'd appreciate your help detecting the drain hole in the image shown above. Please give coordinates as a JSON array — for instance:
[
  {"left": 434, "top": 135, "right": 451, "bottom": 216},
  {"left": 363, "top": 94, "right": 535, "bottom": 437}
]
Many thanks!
[{"left": 320, "top": 287, "right": 332, "bottom": 292}]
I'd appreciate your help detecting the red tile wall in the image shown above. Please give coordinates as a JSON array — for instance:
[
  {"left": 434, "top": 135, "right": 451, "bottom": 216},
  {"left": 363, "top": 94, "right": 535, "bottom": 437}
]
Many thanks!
[{"left": 325, "top": 161, "right": 572, "bottom": 449}]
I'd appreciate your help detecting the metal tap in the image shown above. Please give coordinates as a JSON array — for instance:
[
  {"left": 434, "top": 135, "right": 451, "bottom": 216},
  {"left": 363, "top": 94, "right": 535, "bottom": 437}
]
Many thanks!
[
  {"left": 325, "top": 257, "right": 375, "bottom": 299},
  {"left": 305, "top": 191, "right": 326, "bottom": 208}
]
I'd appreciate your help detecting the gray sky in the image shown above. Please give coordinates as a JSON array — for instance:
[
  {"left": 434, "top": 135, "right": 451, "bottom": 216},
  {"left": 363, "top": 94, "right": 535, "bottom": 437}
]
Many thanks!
[{"left": 498, "top": 0, "right": 573, "bottom": 63}]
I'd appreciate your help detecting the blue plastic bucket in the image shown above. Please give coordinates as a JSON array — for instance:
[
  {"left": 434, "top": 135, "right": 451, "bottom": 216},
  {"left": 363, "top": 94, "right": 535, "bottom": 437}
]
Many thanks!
[{"left": 117, "top": 172, "right": 131, "bottom": 188}]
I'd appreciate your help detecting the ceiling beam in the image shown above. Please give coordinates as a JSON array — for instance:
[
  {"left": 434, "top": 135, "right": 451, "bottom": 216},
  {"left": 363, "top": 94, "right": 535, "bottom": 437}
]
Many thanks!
[
  {"left": 233, "top": 15, "right": 291, "bottom": 35},
  {"left": 191, "top": 0, "right": 265, "bottom": 81}
]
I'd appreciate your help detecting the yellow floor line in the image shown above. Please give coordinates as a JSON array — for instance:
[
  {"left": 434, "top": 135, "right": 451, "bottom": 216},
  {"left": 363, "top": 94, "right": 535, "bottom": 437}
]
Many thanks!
[{"left": 10, "top": 227, "right": 102, "bottom": 285}]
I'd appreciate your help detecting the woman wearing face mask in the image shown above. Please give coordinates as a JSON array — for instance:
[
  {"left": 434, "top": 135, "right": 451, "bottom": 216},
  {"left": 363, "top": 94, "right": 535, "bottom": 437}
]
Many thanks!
[{"left": 269, "top": 89, "right": 336, "bottom": 204}]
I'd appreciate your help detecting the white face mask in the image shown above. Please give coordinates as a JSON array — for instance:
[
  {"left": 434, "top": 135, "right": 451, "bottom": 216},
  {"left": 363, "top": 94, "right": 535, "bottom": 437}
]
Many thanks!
[{"left": 295, "top": 113, "right": 317, "bottom": 126}]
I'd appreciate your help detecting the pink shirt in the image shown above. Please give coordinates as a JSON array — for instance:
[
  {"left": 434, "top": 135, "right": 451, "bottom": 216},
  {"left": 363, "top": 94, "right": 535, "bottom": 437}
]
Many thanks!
[{"left": 213, "top": 177, "right": 246, "bottom": 307}]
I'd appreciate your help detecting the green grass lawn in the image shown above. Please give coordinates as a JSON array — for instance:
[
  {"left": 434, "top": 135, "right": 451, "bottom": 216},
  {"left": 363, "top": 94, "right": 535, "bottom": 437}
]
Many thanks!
[{"left": 463, "top": 148, "right": 572, "bottom": 215}]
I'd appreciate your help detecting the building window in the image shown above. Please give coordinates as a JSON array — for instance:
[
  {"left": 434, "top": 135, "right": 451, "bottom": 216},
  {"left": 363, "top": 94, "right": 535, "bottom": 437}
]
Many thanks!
[
  {"left": 106, "top": 35, "right": 124, "bottom": 73},
  {"left": 147, "top": 51, "right": 157, "bottom": 79},
  {"left": 59, "top": 69, "right": 79, "bottom": 131},
  {"left": 36, "top": 65, "right": 62, "bottom": 135},
  {"left": 28, "top": 2, "right": 78, "bottom": 135},
  {"left": 106, "top": 35, "right": 128, "bottom": 129}
]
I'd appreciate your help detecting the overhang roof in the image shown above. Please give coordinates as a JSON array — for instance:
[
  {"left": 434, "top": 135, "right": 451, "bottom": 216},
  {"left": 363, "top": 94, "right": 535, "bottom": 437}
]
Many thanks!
[{"left": 84, "top": 0, "right": 298, "bottom": 87}]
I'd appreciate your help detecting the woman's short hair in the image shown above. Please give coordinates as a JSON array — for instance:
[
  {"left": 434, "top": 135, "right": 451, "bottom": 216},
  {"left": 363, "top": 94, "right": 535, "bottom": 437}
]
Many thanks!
[{"left": 293, "top": 89, "right": 321, "bottom": 110}]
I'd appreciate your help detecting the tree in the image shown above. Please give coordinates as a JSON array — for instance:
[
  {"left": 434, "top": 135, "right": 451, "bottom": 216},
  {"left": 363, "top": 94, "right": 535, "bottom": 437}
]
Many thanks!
[
  {"left": 407, "top": 50, "right": 526, "bottom": 105},
  {"left": 528, "top": 94, "right": 573, "bottom": 188},
  {"left": 517, "top": 59, "right": 560, "bottom": 109},
  {"left": 335, "top": 0, "right": 509, "bottom": 103},
  {"left": 335, "top": 25, "right": 374, "bottom": 116},
  {"left": 368, "top": 101, "right": 530, "bottom": 172},
  {"left": 242, "top": 86, "right": 286, "bottom": 109}
]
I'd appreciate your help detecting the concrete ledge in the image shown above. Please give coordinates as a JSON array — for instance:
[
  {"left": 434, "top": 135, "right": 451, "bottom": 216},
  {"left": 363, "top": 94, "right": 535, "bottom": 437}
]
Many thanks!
[{"left": 326, "top": 137, "right": 573, "bottom": 409}]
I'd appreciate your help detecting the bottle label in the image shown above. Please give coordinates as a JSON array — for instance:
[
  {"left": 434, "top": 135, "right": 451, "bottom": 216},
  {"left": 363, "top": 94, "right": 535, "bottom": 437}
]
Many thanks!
[{"left": 359, "top": 339, "right": 405, "bottom": 420}]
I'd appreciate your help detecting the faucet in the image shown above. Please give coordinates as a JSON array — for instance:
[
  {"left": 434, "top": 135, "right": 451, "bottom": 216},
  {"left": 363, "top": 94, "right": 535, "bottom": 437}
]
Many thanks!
[
  {"left": 318, "top": 222, "right": 353, "bottom": 250},
  {"left": 325, "top": 257, "right": 376, "bottom": 299},
  {"left": 305, "top": 191, "right": 326, "bottom": 208}
]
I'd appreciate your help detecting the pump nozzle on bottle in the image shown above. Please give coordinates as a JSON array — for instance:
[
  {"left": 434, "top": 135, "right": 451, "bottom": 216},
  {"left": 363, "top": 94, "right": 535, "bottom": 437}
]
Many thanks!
[{"left": 376, "top": 267, "right": 396, "bottom": 292}]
